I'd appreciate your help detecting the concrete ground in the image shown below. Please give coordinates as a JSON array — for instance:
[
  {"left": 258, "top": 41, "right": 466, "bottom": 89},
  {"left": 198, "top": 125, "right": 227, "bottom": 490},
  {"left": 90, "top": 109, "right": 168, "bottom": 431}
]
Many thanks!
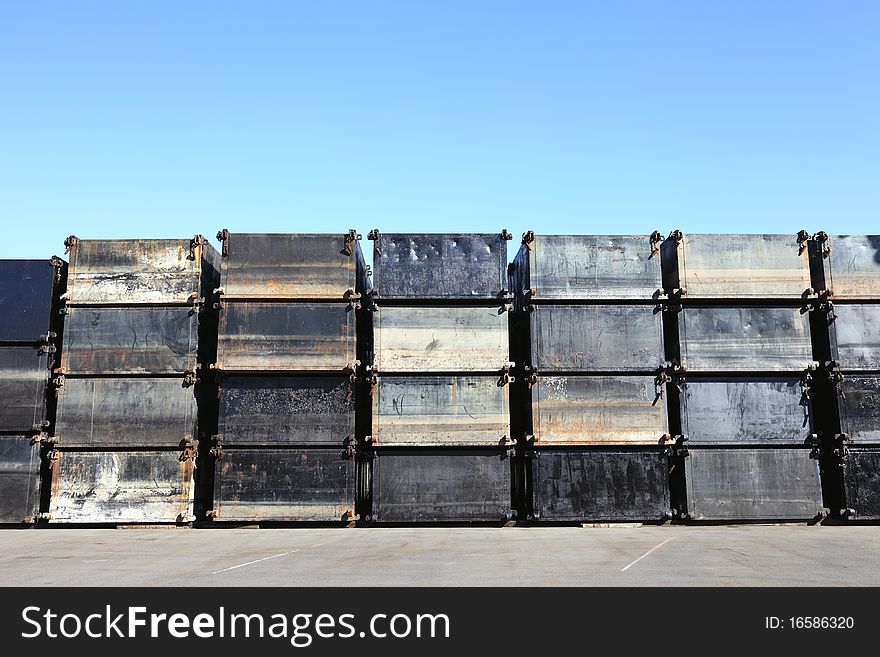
[{"left": 0, "top": 525, "right": 876, "bottom": 586}]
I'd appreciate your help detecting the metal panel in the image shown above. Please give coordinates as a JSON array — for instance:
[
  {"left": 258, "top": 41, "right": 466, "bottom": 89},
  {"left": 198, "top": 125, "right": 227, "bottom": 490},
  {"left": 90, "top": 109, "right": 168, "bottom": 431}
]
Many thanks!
[
  {"left": 372, "top": 449, "right": 512, "bottom": 521},
  {"left": 217, "top": 302, "right": 356, "bottom": 372},
  {"left": 374, "top": 306, "right": 509, "bottom": 372},
  {"left": 0, "top": 435, "right": 41, "bottom": 523},
  {"left": 532, "top": 375, "right": 668, "bottom": 445},
  {"left": 528, "top": 234, "right": 663, "bottom": 300},
  {"left": 679, "top": 306, "right": 813, "bottom": 372},
  {"left": 371, "top": 376, "right": 509, "bottom": 447},
  {"left": 372, "top": 233, "right": 508, "bottom": 300},
  {"left": 838, "top": 375, "right": 880, "bottom": 443},
  {"left": 681, "top": 377, "right": 811, "bottom": 446},
  {"left": 55, "top": 377, "right": 196, "bottom": 448},
  {"left": 0, "top": 346, "right": 49, "bottom": 432},
  {"left": 218, "top": 376, "right": 355, "bottom": 446},
  {"left": 685, "top": 448, "right": 822, "bottom": 520},
  {"left": 842, "top": 447, "right": 880, "bottom": 520},
  {"left": 531, "top": 304, "right": 664, "bottom": 372},
  {"left": 49, "top": 449, "right": 195, "bottom": 523},
  {"left": 532, "top": 448, "right": 670, "bottom": 521},
  {"left": 63, "top": 306, "right": 198, "bottom": 374},
  {"left": 830, "top": 304, "right": 880, "bottom": 371},
  {"left": 220, "top": 233, "right": 359, "bottom": 300},
  {"left": 826, "top": 235, "right": 880, "bottom": 300},
  {"left": 0, "top": 260, "right": 57, "bottom": 341},
  {"left": 212, "top": 448, "right": 356, "bottom": 521},
  {"left": 674, "top": 234, "right": 811, "bottom": 299}
]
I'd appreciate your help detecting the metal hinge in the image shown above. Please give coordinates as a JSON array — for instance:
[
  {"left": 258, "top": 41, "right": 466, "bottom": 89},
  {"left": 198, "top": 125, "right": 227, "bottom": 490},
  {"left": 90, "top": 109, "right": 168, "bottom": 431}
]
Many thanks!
[
  {"left": 501, "top": 229, "right": 512, "bottom": 240},
  {"left": 182, "top": 371, "right": 199, "bottom": 387},
  {"left": 800, "top": 369, "right": 814, "bottom": 400},
  {"left": 522, "top": 230, "right": 535, "bottom": 244},
  {"left": 526, "top": 372, "right": 538, "bottom": 388},
  {"left": 797, "top": 229, "right": 811, "bottom": 254},
  {"left": 498, "top": 362, "right": 516, "bottom": 386},
  {"left": 39, "top": 344, "right": 56, "bottom": 355},
  {"left": 344, "top": 288, "right": 361, "bottom": 309},
  {"left": 39, "top": 331, "right": 57, "bottom": 343},
  {"left": 179, "top": 437, "right": 199, "bottom": 463},
  {"left": 216, "top": 228, "right": 229, "bottom": 257},
  {"left": 47, "top": 449, "right": 60, "bottom": 469},
  {"left": 654, "top": 370, "right": 672, "bottom": 402},
  {"left": 812, "top": 230, "right": 830, "bottom": 258},
  {"left": 667, "top": 229, "right": 683, "bottom": 243},
  {"left": 52, "top": 372, "right": 65, "bottom": 390},
  {"left": 188, "top": 234, "right": 203, "bottom": 261},
  {"left": 49, "top": 255, "right": 65, "bottom": 283},
  {"left": 64, "top": 235, "right": 78, "bottom": 253},
  {"left": 367, "top": 229, "right": 380, "bottom": 241},
  {"left": 650, "top": 230, "right": 663, "bottom": 256},
  {"left": 818, "top": 299, "right": 837, "bottom": 321},
  {"left": 342, "top": 229, "right": 362, "bottom": 256}
]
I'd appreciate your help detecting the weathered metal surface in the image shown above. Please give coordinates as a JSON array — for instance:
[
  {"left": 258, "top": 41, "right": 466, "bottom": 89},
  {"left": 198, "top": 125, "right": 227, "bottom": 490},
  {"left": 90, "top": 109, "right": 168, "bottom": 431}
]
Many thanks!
[
  {"left": 0, "top": 260, "right": 57, "bottom": 341},
  {"left": 666, "top": 233, "right": 811, "bottom": 299},
  {"left": 531, "top": 304, "right": 664, "bottom": 372},
  {"left": 825, "top": 235, "right": 880, "bottom": 300},
  {"left": 685, "top": 448, "right": 822, "bottom": 520},
  {"left": 218, "top": 376, "right": 354, "bottom": 446},
  {"left": 371, "top": 233, "right": 508, "bottom": 299},
  {"left": 212, "top": 447, "right": 356, "bottom": 521},
  {"left": 49, "top": 449, "right": 195, "bottom": 523},
  {"left": 371, "top": 375, "right": 509, "bottom": 447},
  {"left": 531, "top": 375, "right": 669, "bottom": 445},
  {"left": 219, "top": 232, "right": 360, "bottom": 300},
  {"left": 55, "top": 377, "right": 196, "bottom": 447},
  {"left": 829, "top": 303, "right": 880, "bottom": 370},
  {"left": 217, "top": 302, "right": 356, "bottom": 371},
  {"left": 0, "top": 435, "right": 41, "bottom": 523},
  {"left": 842, "top": 447, "right": 880, "bottom": 520},
  {"left": 679, "top": 306, "right": 813, "bottom": 371},
  {"left": 0, "top": 346, "right": 50, "bottom": 432},
  {"left": 681, "top": 377, "right": 812, "bottom": 445},
  {"left": 372, "top": 449, "right": 512, "bottom": 521},
  {"left": 374, "top": 306, "right": 509, "bottom": 372},
  {"left": 62, "top": 306, "right": 198, "bottom": 374},
  {"left": 527, "top": 234, "right": 663, "bottom": 300},
  {"left": 531, "top": 448, "right": 670, "bottom": 521},
  {"left": 66, "top": 238, "right": 208, "bottom": 305},
  {"left": 838, "top": 375, "right": 880, "bottom": 443}
]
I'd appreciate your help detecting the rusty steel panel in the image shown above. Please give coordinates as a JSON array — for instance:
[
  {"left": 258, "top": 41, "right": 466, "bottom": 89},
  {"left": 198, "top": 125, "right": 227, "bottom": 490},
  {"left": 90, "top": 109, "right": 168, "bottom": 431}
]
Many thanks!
[
  {"left": 371, "top": 376, "right": 509, "bottom": 447},
  {"left": 374, "top": 306, "right": 509, "bottom": 372},
  {"left": 531, "top": 448, "right": 670, "bottom": 521},
  {"left": 212, "top": 447, "right": 356, "bottom": 521},
  {"left": 532, "top": 375, "right": 668, "bottom": 446},
  {"left": 679, "top": 306, "right": 813, "bottom": 372},
  {"left": 0, "top": 346, "right": 50, "bottom": 432},
  {"left": 55, "top": 377, "right": 196, "bottom": 448},
  {"left": 217, "top": 302, "right": 356, "bottom": 372},
  {"left": 66, "top": 238, "right": 208, "bottom": 305},
  {"left": 838, "top": 375, "right": 880, "bottom": 443},
  {"left": 527, "top": 234, "right": 663, "bottom": 301},
  {"left": 531, "top": 304, "right": 664, "bottom": 372},
  {"left": 49, "top": 449, "right": 194, "bottom": 523},
  {"left": 842, "top": 448, "right": 880, "bottom": 520},
  {"left": 0, "top": 260, "right": 58, "bottom": 341},
  {"left": 372, "top": 449, "right": 512, "bottom": 521},
  {"left": 668, "top": 233, "right": 811, "bottom": 299},
  {"left": 0, "top": 435, "right": 41, "bottom": 523},
  {"left": 829, "top": 304, "right": 880, "bottom": 371},
  {"left": 62, "top": 306, "right": 198, "bottom": 374},
  {"left": 681, "top": 377, "right": 811, "bottom": 446},
  {"left": 220, "top": 233, "right": 360, "bottom": 300},
  {"left": 218, "top": 375, "right": 354, "bottom": 446},
  {"left": 371, "top": 233, "right": 508, "bottom": 300},
  {"left": 685, "top": 448, "right": 821, "bottom": 520},
  {"left": 825, "top": 235, "right": 880, "bottom": 300}
]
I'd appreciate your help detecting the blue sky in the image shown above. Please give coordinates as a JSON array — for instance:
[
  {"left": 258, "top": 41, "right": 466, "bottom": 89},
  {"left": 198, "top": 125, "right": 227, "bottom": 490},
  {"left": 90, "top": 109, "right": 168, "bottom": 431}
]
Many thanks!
[{"left": 1, "top": 1, "right": 877, "bottom": 260}]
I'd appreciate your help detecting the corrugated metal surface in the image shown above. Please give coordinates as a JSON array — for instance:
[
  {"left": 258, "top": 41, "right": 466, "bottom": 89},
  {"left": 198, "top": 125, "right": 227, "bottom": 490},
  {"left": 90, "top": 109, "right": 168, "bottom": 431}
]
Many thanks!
[
  {"left": 217, "top": 302, "right": 356, "bottom": 372},
  {"left": 371, "top": 233, "right": 508, "bottom": 300},
  {"left": 531, "top": 375, "right": 668, "bottom": 445},
  {"left": 49, "top": 449, "right": 195, "bottom": 523},
  {"left": 374, "top": 306, "right": 509, "bottom": 372},
  {"left": 685, "top": 448, "right": 822, "bottom": 520},
  {"left": 0, "top": 260, "right": 57, "bottom": 341},
  {"left": 372, "top": 449, "right": 512, "bottom": 521},
  {"left": 0, "top": 435, "right": 41, "bottom": 523},
  {"left": 0, "top": 346, "right": 50, "bottom": 431},
  {"left": 531, "top": 448, "right": 671, "bottom": 521},
  {"left": 531, "top": 304, "right": 664, "bottom": 372},
  {"left": 825, "top": 235, "right": 880, "bottom": 300},
  {"left": 212, "top": 448, "right": 356, "bottom": 521},
  {"left": 829, "top": 303, "right": 880, "bottom": 370},
  {"left": 679, "top": 306, "right": 813, "bottom": 371},
  {"left": 681, "top": 377, "right": 812, "bottom": 445},
  {"left": 371, "top": 375, "right": 509, "bottom": 447},
  {"left": 838, "top": 375, "right": 880, "bottom": 443},
  {"left": 218, "top": 375, "right": 354, "bottom": 446},
  {"left": 842, "top": 447, "right": 880, "bottom": 520}
]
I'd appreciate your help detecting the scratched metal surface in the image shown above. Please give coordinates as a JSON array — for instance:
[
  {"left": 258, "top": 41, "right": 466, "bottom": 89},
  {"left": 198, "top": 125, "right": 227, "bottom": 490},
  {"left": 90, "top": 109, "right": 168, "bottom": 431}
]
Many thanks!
[
  {"left": 0, "top": 260, "right": 58, "bottom": 341},
  {"left": 0, "top": 435, "right": 42, "bottom": 523},
  {"left": 824, "top": 235, "right": 880, "bottom": 300},
  {"left": 842, "top": 447, "right": 880, "bottom": 520},
  {"left": 837, "top": 375, "right": 880, "bottom": 443},
  {"left": 829, "top": 303, "right": 880, "bottom": 371},
  {"left": 0, "top": 346, "right": 50, "bottom": 432}
]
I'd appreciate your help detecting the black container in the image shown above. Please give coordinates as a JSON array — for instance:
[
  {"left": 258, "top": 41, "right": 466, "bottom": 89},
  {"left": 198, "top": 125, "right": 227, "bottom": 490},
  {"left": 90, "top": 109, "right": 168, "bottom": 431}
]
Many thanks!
[
  {"left": 0, "top": 346, "right": 51, "bottom": 432},
  {"left": 829, "top": 303, "right": 880, "bottom": 371},
  {"left": 0, "top": 260, "right": 61, "bottom": 342},
  {"left": 837, "top": 375, "right": 880, "bottom": 444},
  {"left": 841, "top": 447, "right": 880, "bottom": 520},
  {"left": 0, "top": 435, "right": 42, "bottom": 523}
]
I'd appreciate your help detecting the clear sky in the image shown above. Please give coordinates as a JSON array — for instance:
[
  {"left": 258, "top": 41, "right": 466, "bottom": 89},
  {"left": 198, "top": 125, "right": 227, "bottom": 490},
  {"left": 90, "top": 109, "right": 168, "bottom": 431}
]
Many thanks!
[{"left": 1, "top": 1, "right": 877, "bottom": 260}]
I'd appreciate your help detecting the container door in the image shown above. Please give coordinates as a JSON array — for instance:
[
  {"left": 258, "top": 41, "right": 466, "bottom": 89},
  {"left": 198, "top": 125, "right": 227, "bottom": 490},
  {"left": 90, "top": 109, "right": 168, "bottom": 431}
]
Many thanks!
[{"left": 0, "top": 260, "right": 57, "bottom": 341}]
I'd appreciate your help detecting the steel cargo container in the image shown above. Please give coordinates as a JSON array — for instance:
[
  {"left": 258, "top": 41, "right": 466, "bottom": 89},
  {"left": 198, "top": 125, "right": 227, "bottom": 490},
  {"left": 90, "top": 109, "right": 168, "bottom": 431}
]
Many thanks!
[
  {"left": 0, "top": 346, "right": 50, "bottom": 432},
  {"left": 829, "top": 303, "right": 880, "bottom": 371},
  {"left": 0, "top": 435, "right": 42, "bottom": 523},
  {"left": 822, "top": 234, "right": 880, "bottom": 300},
  {"left": 841, "top": 447, "right": 880, "bottom": 520},
  {"left": 837, "top": 375, "right": 880, "bottom": 444},
  {"left": 0, "top": 259, "right": 63, "bottom": 342}
]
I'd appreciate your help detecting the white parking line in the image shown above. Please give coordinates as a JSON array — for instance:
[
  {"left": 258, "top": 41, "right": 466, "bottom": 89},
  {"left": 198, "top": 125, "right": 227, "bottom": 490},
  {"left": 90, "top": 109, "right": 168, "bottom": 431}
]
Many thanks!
[
  {"left": 621, "top": 538, "right": 673, "bottom": 572},
  {"left": 212, "top": 550, "right": 298, "bottom": 574}
]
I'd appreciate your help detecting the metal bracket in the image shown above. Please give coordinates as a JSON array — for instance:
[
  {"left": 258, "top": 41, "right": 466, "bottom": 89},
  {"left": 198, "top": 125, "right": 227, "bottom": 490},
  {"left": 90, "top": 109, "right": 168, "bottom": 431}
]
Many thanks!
[
  {"left": 39, "top": 344, "right": 56, "bottom": 355},
  {"left": 209, "top": 442, "right": 223, "bottom": 460},
  {"left": 501, "top": 229, "right": 513, "bottom": 240},
  {"left": 796, "top": 229, "right": 811, "bottom": 254},
  {"left": 800, "top": 369, "right": 814, "bottom": 400},
  {"left": 342, "top": 229, "right": 362, "bottom": 256},
  {"left": 654, "top": 371, "right": 672, "bottom": 401},
  {"left": 649, "top": 230, "right": 662, "bottom": 256},
  {"left": 63, "top": 235, "right": 78, "bottom": 253},
  {"left": 667, "top": 229, "right": 683, "bottom": 243},
  {"left": 47, "top": 449, "right": 60, "bottom": 469},
  {"left": 818, "top": 299, "right": 837, "bottom": 322},
  {"left": 182, "top": 371, "right": 199, "bottom": 387},
  {"left": 367, "top": 229, "right": 380, "bottom": 241},
  {"left": 39, "top": 331, "right": 57, "bottom": 343},
  {"left": 812, "top": 230, "right": 830, "bottom": 258},
  {"left": 49, "top": 255, "right": 65, "bottom": 283},
  {"left": 344, "top": 288, "right": 361, "bottom": 309},
  {"left": 216, "top": 229, "right": 229, "bottom": 257},
  {"left": 188, "top": 235, "right": 203, "bottom": 261},
  {"left": 522, "top": 230, "right": 535, "bottom": 244}
]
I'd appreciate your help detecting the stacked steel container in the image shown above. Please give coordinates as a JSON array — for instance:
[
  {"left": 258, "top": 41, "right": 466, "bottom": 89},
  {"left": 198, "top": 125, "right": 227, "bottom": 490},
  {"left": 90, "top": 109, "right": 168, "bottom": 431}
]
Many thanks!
[
  {"left": 510, "top": 232, "right": 673, "bottom": 521},
  {"left": 367, "top": 231, "right": 515, "bottom": 522},
  {"left": 0, "top": 258, "right": 66, "bottom": 523},
  {"left": 208, "top": 231, "right": 368, "bottom": 522},
  {"left": 48, "top": 236, "right": 219, "bottom": 523},
  {"left": 662, "top": 232, "right": 825, "bottom": 520}
]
